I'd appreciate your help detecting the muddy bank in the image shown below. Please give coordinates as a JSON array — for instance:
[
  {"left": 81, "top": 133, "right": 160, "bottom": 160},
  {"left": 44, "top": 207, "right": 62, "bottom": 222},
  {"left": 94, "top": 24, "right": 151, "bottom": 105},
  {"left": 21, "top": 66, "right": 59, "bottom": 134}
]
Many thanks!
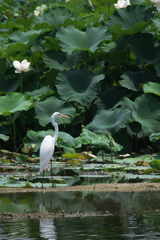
[
  {"left": 0, "top": 182, "right": 160, "bottom": 193},
  {"left": 0, "top": 211, "right": 112, "bottom": 221}
]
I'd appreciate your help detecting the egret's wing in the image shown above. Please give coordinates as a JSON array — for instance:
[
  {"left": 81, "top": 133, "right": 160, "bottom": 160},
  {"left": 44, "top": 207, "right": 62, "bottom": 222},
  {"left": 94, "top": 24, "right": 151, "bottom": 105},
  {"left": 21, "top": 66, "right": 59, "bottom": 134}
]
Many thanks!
[{"left": 39, "top": 135, "right": 55, "bottom": 172}]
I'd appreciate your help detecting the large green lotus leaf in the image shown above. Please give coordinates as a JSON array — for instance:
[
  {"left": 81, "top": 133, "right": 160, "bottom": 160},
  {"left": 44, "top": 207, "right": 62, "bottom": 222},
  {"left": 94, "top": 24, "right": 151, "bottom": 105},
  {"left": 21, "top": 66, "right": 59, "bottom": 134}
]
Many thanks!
[
  {"left": 23, "top": 130, "right": 78, "bottom": 152},
  {"left": 23, "top": 130, "right": 54, "bottom": 152},
  {"left": 25, "top": 86, "right": 53, "bottom": 100},
  {"left": 129, "top": 33, "right": 160, "bottom": 63},
  {"left": 33, "top": 7, "right": 72, "bottom": 27},
  {"left": 9, "top": 29, "right": 44, "bottom": 45},
  {"left": 0, "top": 92, "right": 33, "bottom": 116},
  {"left": 43, "top": 51, "right": 80, "bottom": 70},
  {"left": 58, "top": 132, "right": 80, "bottom": 148},
  {"left": 34, "top": 96, "right": 75, "bottom": 127},
  {"left": 107, "top": 5, "right": 152, "bottom": 35},
  {"left": 6, "top": 43, "right": 30, "bottom": 57},
  {"left": 119, "top": 72, "right": 160, "bottom": 91},
  {"left": 132, "top": 94, "right": 160, "bottom": 134},
  {"left": 88, "top": 107, "right": 131, "bottom": 135},
  {"left": 0, "top": 74, "right": 19, "bottom": 92},
  {"left": 143, "top": 82, "right": 160, "bottom": 96},
  {"left": 56, "top": 70, "right": 104, "bottom": 106},
  {"left": 95, "top": 85, "right": 130, "bottom": 110},
  {"left": 79, "top": 128, "right": 123, "bottom": 152},
  {"left": 56, "top": 25, "right": 109, "bottom": 54}
]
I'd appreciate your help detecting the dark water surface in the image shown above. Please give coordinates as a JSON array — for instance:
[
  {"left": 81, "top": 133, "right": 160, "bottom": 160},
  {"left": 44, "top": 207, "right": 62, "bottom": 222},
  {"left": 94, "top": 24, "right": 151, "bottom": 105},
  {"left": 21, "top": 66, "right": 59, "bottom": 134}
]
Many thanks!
[{"left": 0, "top": 191, "right": 160, "bottom": 239}]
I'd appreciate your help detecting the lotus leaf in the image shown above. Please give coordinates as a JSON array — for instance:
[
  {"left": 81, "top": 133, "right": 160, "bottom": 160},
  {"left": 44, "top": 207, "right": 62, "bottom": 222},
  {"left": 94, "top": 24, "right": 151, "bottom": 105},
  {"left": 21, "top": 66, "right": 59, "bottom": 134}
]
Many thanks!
[
  {"left": 88, "top": 107, "right": 131, "bottom": 134},
  {"left": 143, "top": 82, "right": 160, "bottom": 96},
  {"left": 33, "top": 7, "right": 72, "bottom": 27},
  {"left": 25, "top": 86, "right": 53, "bottom": 100},
  {"left": 23, "top": 129, "right": 78, "bottom": 153},
  {"left": 56, "top": 69, "right": 104, "bottom": 106},
  {"left": 0, "top": 92, "right": 33, "bottom": 116},
  {"left": 120, "top": 72, "right": 160, "bottom": 91},
  {"left": 9, "top": 29, "right": 44, "bottom": 45},
  {"left": 34, "top": 96, "right": 75, "bottom": 126},
  {"left": 43, "top": 51, "right": 80, "bottom": 70},
  {"left": 132, "top": 94, "right": 160, "bottom": 134},
  {"left": 129, "top": 33, "right": 160, "bottom": 63},
  {"left": 56, "top": 25, "right": 110, "bottom": 54},
  {"left": 107, "top": 5, "right": 153, "bottom": 35},
  {"left": 79, "top": 128, "right": 122, "bottom": 152}
]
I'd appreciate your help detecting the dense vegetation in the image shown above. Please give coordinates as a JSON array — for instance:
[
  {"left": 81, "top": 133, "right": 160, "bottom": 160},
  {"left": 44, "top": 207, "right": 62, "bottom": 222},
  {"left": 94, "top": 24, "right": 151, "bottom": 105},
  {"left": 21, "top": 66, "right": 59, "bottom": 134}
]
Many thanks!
[{"left": 0, "top": 0, "right": 160, "bottom": 157}]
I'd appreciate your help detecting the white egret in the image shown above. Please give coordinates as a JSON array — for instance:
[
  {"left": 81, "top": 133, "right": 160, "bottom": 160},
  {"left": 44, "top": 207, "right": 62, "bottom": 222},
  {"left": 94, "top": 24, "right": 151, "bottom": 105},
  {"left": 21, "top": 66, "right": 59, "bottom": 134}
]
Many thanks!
[{"left": 39, "top": 112, "right": 70, "bottom": 187}]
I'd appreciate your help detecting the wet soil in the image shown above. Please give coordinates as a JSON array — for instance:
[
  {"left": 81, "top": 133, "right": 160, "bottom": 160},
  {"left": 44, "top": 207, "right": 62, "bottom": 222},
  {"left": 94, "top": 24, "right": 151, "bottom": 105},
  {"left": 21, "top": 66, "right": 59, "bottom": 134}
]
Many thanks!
[{"left": 0, "top": 182, "right": 160, "bottom": 193}]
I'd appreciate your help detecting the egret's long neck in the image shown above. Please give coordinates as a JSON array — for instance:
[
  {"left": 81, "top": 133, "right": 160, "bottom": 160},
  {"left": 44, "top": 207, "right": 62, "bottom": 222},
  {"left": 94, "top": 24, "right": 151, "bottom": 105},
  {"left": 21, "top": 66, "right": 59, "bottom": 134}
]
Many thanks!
[{"left": 52, "top": 119, "right": 59, "bottom": 142}]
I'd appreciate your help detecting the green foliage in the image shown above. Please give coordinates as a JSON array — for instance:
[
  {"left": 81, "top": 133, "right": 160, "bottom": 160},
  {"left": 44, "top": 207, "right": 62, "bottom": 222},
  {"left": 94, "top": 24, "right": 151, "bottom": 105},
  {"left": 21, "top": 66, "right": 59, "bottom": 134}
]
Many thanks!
[
  {"left": 78, "top": 127, "right": 123, "bottom": 153},
  {"left": 0, "top": 0, "right": 160, "bottom": 155}
]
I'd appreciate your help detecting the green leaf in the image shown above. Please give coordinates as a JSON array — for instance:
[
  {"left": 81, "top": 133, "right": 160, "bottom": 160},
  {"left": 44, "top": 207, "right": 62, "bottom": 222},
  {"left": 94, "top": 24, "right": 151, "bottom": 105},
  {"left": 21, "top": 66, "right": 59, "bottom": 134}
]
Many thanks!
[
  {"left": 150, "top": 133, "right": 160, "bottom": 142},
  {"left": 96, "top": 85, "right": 130, "bottom": 110},
  {"left": 23, "top": 130, "right": 78, "bottom": 152},
  {"left": 25, "top": 86, "right": 53, "bottom": 100},
  {"left": 43, "top": 51, "right": 80, "bottom": 70},
  {"left": 9, "top": 29, "right": 44, "bottom": 45},
  {"left": 23, "top": 130, "right": 54, "bottom": 152},
  {"left": 56, "top": 25, "right": 109, "bottom": 54},
  {"left": 129, "top": 33, "right": 160, "bottom": 63},
  {"left": 0, "top": 92, "right": 33, "bottom": 116},
  {"left": 107, "top": 5, "right": 153, "bottom": 35},
  {"left": 132, "top": 94, "right": 160, "bottom": 134},
  {"left": 58, "top": 132, "right": 80, "bottom": 148},
  {"left": 6, "top": 43, "right": 30, "bottom": 58},
  {"left": 120, "top": 72, "right": 160, "bottom": 91},
  {"left": 143, "top": 82, "right": 160, "bottom": 96},
  {"left": 56, "top": 70, "right": 105, "bottom": 106},
  {"left": 79, "top": 128, "right": 123, "bottom": 152},
  {"left": 150, "top": 160, "right": 160, "bottom": 170},
  {"left": 88, "top": 107, "right": 131, "bottom": 134},
  {"left": 35, "top": 96, "right": 75, "bottom": 127},
  {"left": 33, "top": 7, "right": 72, "bottom": 27},
  {"left": 0, "top": 133, "right": 9, "bottom": 141}
]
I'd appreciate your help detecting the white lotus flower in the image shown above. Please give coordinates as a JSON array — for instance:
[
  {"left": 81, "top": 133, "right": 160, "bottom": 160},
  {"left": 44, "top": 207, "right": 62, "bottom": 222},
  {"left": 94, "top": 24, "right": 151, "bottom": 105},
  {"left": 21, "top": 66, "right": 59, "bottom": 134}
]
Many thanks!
[
  {"left": 13, "top": 59, "right": 30, "bottom": 74},
  {"left": 156, "top": 4, "right": 160, "bottom": 11},
  {"left": 114, "top": 0, "right": 131, "bottom": 9},
  {"left": 150, "top": 0, "right": 160, "bottom": 3},
  {"left": 34, "top": 4, "right": 47, "bottom": 16},
  {"left": 150, "top": 0, "right": 160, "bottom": 11}
]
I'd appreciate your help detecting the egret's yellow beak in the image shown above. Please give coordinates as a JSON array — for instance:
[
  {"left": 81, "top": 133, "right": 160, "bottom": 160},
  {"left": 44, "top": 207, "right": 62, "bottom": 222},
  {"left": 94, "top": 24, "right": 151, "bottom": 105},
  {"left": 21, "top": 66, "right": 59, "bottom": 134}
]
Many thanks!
[{"left": 60, "top": 114, "right": 70, "bottom": 118}]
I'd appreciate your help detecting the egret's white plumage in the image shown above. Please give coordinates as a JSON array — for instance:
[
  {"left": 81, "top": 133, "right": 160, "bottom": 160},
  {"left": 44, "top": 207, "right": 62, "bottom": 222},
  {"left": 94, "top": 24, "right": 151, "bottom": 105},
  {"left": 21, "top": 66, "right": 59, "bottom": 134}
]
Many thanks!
[
  {"left": 40, "top": 135, "right": 55, "bottom": 172},
  {"left": 39, "top": 112, "right": 69, "bottom": 173}
]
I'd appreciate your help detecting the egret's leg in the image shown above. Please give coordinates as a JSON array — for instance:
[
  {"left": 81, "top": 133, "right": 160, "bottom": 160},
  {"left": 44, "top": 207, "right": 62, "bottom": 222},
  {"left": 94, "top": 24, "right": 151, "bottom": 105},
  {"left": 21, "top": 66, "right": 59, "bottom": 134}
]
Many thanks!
[
  {"left": 41, "top": 170, "right": 44, "bottom": 188},
  {"left": 50, "top": 160, "right": 54, "bottom": 188}
]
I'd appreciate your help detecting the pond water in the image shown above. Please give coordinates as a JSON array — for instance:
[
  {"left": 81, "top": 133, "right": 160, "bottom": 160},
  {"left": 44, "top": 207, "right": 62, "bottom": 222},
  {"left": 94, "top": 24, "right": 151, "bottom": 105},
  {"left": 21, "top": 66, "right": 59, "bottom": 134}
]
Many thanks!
[{"left": 0, "top": 191, "right": 160, "bottom": 239}]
